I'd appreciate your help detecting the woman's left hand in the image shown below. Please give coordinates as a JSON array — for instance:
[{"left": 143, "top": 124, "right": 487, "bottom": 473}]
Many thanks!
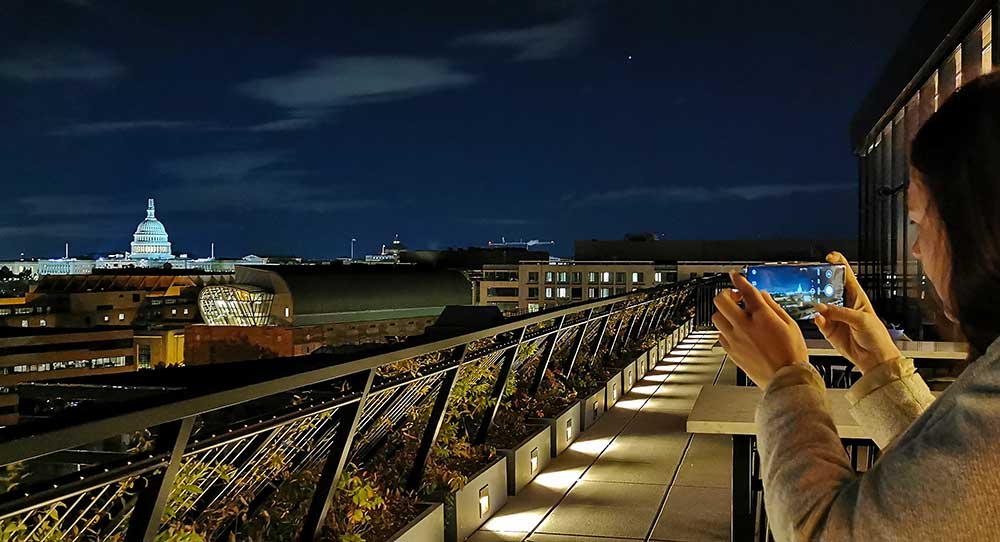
[{"left": 713, "top": 271, "right": 809, "bottom": 389}]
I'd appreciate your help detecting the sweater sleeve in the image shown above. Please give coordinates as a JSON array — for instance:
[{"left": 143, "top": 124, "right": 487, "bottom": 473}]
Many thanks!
[
  {"left": 844, "top": 357, "right": 936, "bottom": 449},
  {"left": 755, "top": 361, "right": 1000, "bottom": 542}
]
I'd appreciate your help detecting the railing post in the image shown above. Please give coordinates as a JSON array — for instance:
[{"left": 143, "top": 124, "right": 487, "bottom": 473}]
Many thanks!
[
  {"left": 635, "top": 303, "right": 652, "bottom": 339},
  {"left": 300, "top": 370, "right": 375, "bottom": 542},
  {"left": 474, "top": 327, "right": 526, "bottom": 445},
  {"left": 589, "top": 310, "right": 612, "bottom": 359},
  {"left": 563, "top": 308, "right": 594, "bottom": 379},
  {"left": 124, "top": 416, "right": 195, "bottom": 542},
  {"left": 606, "top": 307, "right": 629, "bottom": 355},
  {"left": 620, "top": 306, "right": 641, "bottom": 351},
  {"left": 406, "top": 345, "right": 465, "bottom": 491},
  {"left": 529, "top": 316, "right": 565, "bottom": 396}
]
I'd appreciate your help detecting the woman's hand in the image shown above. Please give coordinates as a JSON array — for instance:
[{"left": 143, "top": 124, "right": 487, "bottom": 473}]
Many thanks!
[
  {"left": 713, "top": 271, "right": 808, "bottom": 389},
  {"left": 813, "top": 252, "right": 902, "bottom": 374}
]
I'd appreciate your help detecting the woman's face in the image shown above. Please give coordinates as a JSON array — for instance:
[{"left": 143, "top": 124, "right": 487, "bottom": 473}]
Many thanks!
[{"left": 908, "top": 171, "right": 955, "bottom": 320}]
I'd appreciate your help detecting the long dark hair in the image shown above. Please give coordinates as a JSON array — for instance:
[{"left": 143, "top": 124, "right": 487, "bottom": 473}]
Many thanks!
[{"left": 910, "top": 72, "right": 1000, "bottom": 356}]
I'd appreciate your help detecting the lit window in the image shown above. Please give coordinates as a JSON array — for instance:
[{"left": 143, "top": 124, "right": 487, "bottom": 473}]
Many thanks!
[
  {"left": 601, "top": 272, "right": 611, "bottom": 283},
  {"left": 21, "top": 320, "right": 28, "bottom": 328},
  {"left": 284, "top": 307, "right": 290, "bottom": 318},
  {"left": 655, "top": 272, "right": 663, "bottom": 282},
  {"left": 954, "top": 48, "right": 963, "bottom": 88},
  {"left": 557, "top": 287, "right": 568, "bottom": 298},
  {"left": 545, "top": 287, "right": 554, "bottom": 299},
  {"left": 983, "top": 14, "right": 993, "bottom": 74},
  {"left": 183, "top": 308, "right": 189, "bottom": 315},
  {"left": 557, "top": 272, "right": 568, "bottom": 283},
  {"left": 39, "top": 319, "right": 46, "bottom": 327},
  {"left": 171, "top": 309, "right": 177, "bottom": 316},
  {"left": 103, "top": 315, "right": 110, "bottom": 322},
  {"left": 118, "top": 313, "right": 125, "bottom": 321},
  {"left": 600, "top": 288, "right": 611, "bottom": 298},
  {"left": 588, "top": 287, "right": 596, "bottom": 298},
  {"left": 588, "top": 271, "right": 598, "bottom": 282},
  {"left": 545, "top": 272, "right": 554, "bottom": 283}
]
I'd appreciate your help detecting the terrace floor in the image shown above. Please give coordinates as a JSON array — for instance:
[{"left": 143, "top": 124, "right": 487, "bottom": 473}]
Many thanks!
[{"left": 471, "top": 331, "right": 736, "bottom": 542}]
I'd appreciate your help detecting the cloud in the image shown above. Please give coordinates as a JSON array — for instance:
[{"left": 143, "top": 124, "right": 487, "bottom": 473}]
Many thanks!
[
  {"left": 454, "top": 19, "right": 589, "bottom": 61},
  {"left": 155, "top": 151, "right": 287, "bottom": 182},
  {"left": 568, "top": 183, "right": 854, "bottom": 207},
  {"left": 155, "top": 151, "right": 380, "bottom": 212},
  {"left": 237, "top": 56, "right": 476, "bottom": 113},
  {"left": 246, "top": 117, "right": 322, "bottom": 132},
  {"left": 463, "top": 217, "right": 538, "bottom": 226},
  {"left": 51, "top": 120, "right": 206, "bottom": 136},
  {"left": 0, "top": 46, "right": 123, "bottom": 82},
  {"left": 18, "top": 195, "right": 135, "bottom": 216},
  {"left": 0, "top": 223, "right": 105, "bottom": 239}
]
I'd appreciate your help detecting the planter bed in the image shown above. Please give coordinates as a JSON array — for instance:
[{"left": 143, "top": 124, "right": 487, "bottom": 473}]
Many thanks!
[
  {"left": 387, "top": 501, "right": 445, "bottom": 542},
  {"left": 434, "top": 456, "right": 508, "bottom": 542},
  {"left": 528, "top": 401, "right": 580, "bottom": 458},
  {"left": 636, "top": 349, "right": 648, "bottom": 380},
  {"left": 496, "top": 424, "right": 551, "bottom": 495}
]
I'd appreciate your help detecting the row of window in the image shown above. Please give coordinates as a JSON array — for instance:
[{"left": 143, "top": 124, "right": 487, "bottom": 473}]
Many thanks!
[
  {"left": 0, "top": 306, "right": 51, "bottom": 316},
  {"left": 526, "top": 271, "right": 660, "bottom": 284},
  {"left": 527, "top": 286, "right": 630, "bottom": 300},
  {"left": 2, "top": 355, "right": 128, "bottom": 375}
]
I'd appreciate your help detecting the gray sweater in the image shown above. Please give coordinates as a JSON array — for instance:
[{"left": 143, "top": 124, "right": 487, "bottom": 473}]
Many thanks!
[{"left": 755, "top": 336, "right": 1000, "bottom": 541}]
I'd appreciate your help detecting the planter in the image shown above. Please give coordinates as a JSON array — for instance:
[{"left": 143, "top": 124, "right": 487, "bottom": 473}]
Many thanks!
[
  {"left": 622, "top": 360, "right": 637, "bottom": 394},
  {"left": 581, "top": 386, "right": 606, "bottom": 430},
  {"left": 636, "top": 349, "right": 648, "bottom": 379},
  {"left": 528, "top": 402, "right": 580, "bottom": 458},
  {"left": 605, "top": 370, "right": 624, "bottom": 408},
  {"left": 436, "top": 456, "right": 508, "bottom": 542},
  {"left": 387, "top": 502, "right": 445, "bottom": 542},
  {"left": 496, "top": 424, "right": 551, "bottom": 495}
]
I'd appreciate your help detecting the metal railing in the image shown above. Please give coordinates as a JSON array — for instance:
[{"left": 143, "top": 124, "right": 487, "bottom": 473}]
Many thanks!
[{"left": 0, "top": 277, "right": 706, "bottom": 542}]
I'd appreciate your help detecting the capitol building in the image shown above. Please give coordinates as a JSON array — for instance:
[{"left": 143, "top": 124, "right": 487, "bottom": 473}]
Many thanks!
[
  {"left": 129, "top": 199, "right": 174, "bottom": 260},
  {"left": 0, "top": 198, "right": 276, "bottom": 278}
]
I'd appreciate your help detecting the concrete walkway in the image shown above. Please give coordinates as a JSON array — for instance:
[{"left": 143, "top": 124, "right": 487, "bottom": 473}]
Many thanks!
[{"left": 470, "top": 331, "right": 735, "bottom": 542}]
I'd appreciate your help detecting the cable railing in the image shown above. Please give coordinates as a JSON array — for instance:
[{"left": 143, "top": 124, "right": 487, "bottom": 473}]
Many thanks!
[{"left": 0, "top": 277, "right": 708, "bottom": 542}]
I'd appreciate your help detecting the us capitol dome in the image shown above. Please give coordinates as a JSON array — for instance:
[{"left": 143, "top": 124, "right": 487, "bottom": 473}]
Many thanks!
[{"left": 129, "top": 198, "right": 174, "bottom": 260}]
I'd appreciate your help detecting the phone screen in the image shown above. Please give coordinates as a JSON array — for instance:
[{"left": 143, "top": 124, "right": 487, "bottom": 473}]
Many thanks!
[{"left": 744, "top": 263, "right": 846, "bottom": 320}]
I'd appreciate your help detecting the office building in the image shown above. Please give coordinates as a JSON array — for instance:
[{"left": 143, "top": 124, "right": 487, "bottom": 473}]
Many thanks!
[{"left": 852, "top": 0, "right": 996, "bottom": 338}]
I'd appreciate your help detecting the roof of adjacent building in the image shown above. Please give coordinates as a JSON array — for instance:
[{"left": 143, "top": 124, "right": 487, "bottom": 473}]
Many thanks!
[
  {"left": 850, "top": 0, "right": 991, "bottom": 150},
  {"left": 31, "top": 272, "right": 233, "bottom": 295},
  {"left": 234, "top": 264, "right": 472, "bottom": 320},
  {"left": 574, "top": 239, "right": 857, "bottom": 264}
]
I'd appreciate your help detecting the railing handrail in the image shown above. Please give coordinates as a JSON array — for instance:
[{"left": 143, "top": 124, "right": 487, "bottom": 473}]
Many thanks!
[{"left": 0, "top": 278, "right": 702, "bottom": 466}]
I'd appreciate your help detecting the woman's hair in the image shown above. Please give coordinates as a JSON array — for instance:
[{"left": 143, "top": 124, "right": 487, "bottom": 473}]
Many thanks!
[{"left": 910, "top": 72, "right": 1000, "bottom": 355}]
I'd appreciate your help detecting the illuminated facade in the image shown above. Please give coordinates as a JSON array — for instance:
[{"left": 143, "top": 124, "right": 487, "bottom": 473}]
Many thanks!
[
  {"left": 199, "top": 284, "right": 275, "bottom": 326},
  {"left": 130, "top": 198, "right": 174, "bottom": 260},
  {"left": 852, "top": 0, "right": 996, "bottom": 338}
]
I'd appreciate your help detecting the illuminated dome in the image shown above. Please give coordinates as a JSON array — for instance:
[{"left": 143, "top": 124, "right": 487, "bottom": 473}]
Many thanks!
[{"left": 130, "top": 198, "right": 174, "bottom": 260}]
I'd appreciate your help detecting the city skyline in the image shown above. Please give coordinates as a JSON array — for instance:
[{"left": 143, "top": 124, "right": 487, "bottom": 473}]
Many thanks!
[{"left": 2, "top": 0, "right": 920, "bottom": 259}]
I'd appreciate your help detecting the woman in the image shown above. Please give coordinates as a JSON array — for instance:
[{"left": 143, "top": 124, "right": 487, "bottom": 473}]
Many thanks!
[{"left": 713, "top": 71, "right": 1000, "bottom": 541}]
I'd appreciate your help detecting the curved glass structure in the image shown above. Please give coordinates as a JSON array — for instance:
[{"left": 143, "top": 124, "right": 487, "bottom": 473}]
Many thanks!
[{"left": 199, "top": 285, "right": 275, "bottom": 326}]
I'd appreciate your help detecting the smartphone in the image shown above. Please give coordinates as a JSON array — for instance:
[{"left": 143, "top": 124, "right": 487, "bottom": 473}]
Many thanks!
[{"left": 743, "top": 263, "right": 846, "bottom": 320}]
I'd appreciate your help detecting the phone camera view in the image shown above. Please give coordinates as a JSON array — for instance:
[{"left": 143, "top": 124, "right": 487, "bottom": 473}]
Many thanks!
[{"left": 745, "top": 264, "right": 846, "bottom": 320}]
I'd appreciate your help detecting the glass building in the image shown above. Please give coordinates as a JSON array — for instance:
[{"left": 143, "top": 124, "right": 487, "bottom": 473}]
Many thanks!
[{"left": 852, "top": 0, "right": 996, "bottom": 339}]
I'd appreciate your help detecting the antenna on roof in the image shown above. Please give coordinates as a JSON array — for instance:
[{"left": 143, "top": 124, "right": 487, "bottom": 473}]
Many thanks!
[
  {"left": 65, "top": 242, "right": 69, "bottom": 259},
  {"left": 211, "top": 242, "right": 215, "bottom": 259}
]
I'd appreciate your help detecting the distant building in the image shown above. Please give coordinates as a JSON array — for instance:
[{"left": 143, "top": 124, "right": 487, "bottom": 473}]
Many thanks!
[
  {"left": 0, "top": 270, "right": 234, "bottom": 368},
  {"left": 852, "top": 0, "right": 994, "bottom": 339},
  {"left": 185, "top": 264, "right": 473, "bottom": 364},
  {"left": 0, "top": 327, "right": 136, "bottom": 424},
  {"left": 477, "top": 260, "right": 672, "bottom": 315}
]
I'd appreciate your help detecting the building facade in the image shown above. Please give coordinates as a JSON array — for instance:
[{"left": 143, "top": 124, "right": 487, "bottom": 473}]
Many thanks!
[
  {"left": 476, "top": 260, "right": 673, "bottom": 315},
  {"left": 0, "top": 328, "right": 136, "bottom": 424},
  {"left": 852, "top": 0, "right": 996, "bottom": 339}
]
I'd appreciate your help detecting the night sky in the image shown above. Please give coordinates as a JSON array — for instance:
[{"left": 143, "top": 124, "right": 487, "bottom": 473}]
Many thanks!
[{"left": 1, "top": 0, "right": 919, "bottom": 260}]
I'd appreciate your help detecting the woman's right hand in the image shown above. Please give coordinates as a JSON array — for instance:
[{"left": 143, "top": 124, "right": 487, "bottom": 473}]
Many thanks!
[{"left": 813, "top": 251, "right": 902, "bottom": 375}]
